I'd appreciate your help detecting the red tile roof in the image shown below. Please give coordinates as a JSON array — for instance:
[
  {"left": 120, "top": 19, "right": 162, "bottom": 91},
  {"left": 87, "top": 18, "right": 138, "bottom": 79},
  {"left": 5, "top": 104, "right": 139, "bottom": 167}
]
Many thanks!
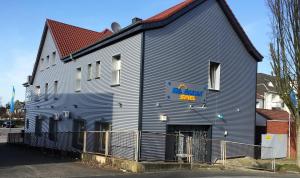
[
  {"left": 256, "top": 109, "right": 290, "bottom": 121},
  {"left": 47, "top": 19, "right": 113, "bottom": 59},
  {"left": 144, "top": 0, "right": 194, "bottom": 23}
]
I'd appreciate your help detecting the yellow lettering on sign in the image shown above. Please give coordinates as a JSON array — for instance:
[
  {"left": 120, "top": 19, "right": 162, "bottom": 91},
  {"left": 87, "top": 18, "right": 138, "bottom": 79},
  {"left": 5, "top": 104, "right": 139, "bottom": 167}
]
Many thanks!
[
  {"left": 179, "top": 94, "right": 196, "bottom": 101},
  {"left": 265, "top": 135, "right": 272, "bottom": 140}
]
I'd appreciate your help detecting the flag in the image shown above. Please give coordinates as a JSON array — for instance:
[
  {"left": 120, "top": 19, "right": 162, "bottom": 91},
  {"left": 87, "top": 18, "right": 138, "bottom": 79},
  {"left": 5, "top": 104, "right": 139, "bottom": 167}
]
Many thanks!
[{"left": 10, "top": 86, "right": 15, "bottom": 113}]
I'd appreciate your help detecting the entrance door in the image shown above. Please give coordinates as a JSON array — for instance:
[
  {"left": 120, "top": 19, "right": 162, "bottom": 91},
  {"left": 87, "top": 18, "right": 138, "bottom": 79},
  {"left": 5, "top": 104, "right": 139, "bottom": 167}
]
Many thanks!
[
  {"left": 166, "top": 125, "right": 211, "bottom": 163},
  {"left": 72, "top": 119, "right": 86, "bottom": 150}
]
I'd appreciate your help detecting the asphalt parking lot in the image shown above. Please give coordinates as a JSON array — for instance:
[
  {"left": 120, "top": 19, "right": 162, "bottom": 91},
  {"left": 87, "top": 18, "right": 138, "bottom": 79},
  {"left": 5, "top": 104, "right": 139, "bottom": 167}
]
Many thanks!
[{"left": 0, "top": 143, "right": 123, "bottom": 178}]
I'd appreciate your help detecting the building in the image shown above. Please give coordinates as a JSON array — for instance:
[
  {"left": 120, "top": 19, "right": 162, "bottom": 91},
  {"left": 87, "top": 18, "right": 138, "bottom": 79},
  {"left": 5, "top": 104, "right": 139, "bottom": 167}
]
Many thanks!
[
  {"left": 23, "top": 0, "right": 262, "bottom": 162},
  {"left": 256, "top": 109, "right": 296, "bottom": 159},
  {"left": 256, "top": 73, "right": 288, "bottom": 111}
]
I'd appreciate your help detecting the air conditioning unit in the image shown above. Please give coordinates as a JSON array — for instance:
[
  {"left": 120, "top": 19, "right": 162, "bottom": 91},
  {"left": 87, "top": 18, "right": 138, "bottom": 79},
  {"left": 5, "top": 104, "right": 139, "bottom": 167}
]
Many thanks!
[
  {"left": 54, "top": 113, "right": 60, "bottom": 120},
  {"left": 63, "top": 111, "right": 70, "bottom": 119}
]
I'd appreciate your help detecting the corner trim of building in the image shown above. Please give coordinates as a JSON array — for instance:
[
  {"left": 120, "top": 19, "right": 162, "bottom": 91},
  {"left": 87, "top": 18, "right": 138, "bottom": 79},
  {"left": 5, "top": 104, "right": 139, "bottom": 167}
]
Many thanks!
[{"left": 137, "top": 32, "right": 145, "bottom": 161}]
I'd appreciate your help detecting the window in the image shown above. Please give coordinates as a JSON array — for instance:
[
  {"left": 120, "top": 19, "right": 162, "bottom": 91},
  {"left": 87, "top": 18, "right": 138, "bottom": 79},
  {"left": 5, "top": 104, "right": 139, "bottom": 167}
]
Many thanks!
[
  {"left": 46, "top": 55, "right": 50, "bottom": 68},
  {"left": 87, "top": 64, "right": 92, "bottom": 80},
  {"left": 72, "top": 119, "right": 85, "bottom": 149},
  {"left": 35, "top": 116, "right": 42, "bottom": 136},
  {"left": 112, "top": 54, "right": 121, "bottom": 86},
  {"left": 51, "top": 52, "right": 56, "bottom": 66},
  {"left": 208, "top": 61, "right": 220, "bottom": 90},
  {"left": 49, "top": 117, "right": 58, "bottom": 141},
  {"left": 45, "top": 83, "right": 48, "bottom": 100},
  {"left": 95, "top": 61, "right": 101, "bottom": 78},
  {"left": 40, "top": 58, "right": 44, "bottom": 71},
  {"left": 35, "top": 86, "right": 40, "bottom": 101},
  {"left": 94, "top": 122, "right": 111, "bottom": 153},
  {"left": 76, "top": 67, "right": 81, "bottom": 91},
  {"left": 54, "top": 81, "right": 58, "bottom": 99}
]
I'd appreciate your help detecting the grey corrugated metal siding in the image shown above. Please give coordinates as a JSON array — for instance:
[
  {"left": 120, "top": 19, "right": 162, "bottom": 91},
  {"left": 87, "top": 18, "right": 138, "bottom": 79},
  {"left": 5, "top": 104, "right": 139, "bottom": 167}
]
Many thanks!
[
  {"left": 25, "top": 30, "right": 142, "bottom": 133},
  {"left": 140, "top": 0, "right": 257, "bottom": 161}
]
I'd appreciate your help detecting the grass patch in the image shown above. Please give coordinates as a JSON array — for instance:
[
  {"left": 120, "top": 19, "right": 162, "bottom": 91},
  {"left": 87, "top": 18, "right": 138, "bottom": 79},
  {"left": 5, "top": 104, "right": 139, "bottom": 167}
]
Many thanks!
[{"left": 276, "top": 164, "right": 300, "bottom": 173}]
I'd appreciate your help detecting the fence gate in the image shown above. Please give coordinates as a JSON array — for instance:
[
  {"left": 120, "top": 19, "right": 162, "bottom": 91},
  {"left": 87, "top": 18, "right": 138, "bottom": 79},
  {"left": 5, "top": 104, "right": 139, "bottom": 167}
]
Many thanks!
[
  {"left": 166, "top": 125, "right": 211, "bottom": 163},
  {"left": 192, "top": 131, "right": 210, "bottom": 163}
]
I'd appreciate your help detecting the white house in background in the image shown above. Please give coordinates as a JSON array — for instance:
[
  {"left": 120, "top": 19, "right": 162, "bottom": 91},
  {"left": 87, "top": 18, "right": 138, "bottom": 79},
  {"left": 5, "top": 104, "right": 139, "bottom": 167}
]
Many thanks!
[{"left": 256, "top": 73, "right": 289, "bottom": 112}]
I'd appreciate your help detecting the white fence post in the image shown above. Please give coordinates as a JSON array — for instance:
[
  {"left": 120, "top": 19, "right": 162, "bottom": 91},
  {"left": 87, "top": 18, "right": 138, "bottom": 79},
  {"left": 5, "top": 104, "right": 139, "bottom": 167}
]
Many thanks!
[
  {"left": 83, "top": 131, "right": 87, "bottom": 153},
  {"left": 135, "top": 131, "right": 140, "bottom": 162},
  {"left": 105, "top": 131, "right": 109, "bottom": 156}
]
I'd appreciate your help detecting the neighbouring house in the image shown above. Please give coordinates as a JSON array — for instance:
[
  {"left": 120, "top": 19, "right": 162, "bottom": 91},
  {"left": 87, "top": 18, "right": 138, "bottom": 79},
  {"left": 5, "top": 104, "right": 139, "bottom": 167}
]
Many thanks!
[
  {"left": 256, "top": 108, "right": 296, "bottom": 159},
  {"left": 23, "top": 0, "right": 262, "bottom": 163},
  {"left": 256, "top": 73, "right": 289, "bottom": 112}
]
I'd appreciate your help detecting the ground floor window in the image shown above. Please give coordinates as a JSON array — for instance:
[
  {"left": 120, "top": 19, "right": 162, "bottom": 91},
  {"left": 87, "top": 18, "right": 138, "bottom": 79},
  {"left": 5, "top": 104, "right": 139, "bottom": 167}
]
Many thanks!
[
  {"left": 72, "top": 119, "right": 86, "bottom": 149},
  {"left": 94, "top": 122, "right": 111, "bottom": 153},
  {"left": 35, "top": 116, "right": 43, "bottom": 136},
  {"left": 48, "top": 117, "right": 58, "bottom": 141}
]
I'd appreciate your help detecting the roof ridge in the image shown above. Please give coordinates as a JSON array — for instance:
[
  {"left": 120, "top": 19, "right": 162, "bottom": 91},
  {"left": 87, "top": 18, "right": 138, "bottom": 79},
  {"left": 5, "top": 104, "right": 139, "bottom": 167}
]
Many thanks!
[
  {"left": 144, "top": 0, "right": 194, "bottom": 23},
  {"left": 46, "top": 18, "right": 105, "bottom": 34}
]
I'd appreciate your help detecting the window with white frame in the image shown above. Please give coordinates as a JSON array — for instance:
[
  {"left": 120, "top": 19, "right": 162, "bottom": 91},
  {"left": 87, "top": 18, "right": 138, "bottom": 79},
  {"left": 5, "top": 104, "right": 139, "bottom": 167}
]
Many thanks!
[
  {"left": 95, "top": 61, "right": 101, "bottom": 78},
  {"left": 87, "top": 64, "right": 92, "bottom": 80},
  {"left": 208, "top": 61, "right": 220, "bottom": 90},
  {"left": 51, "top": 51, "right": 56, "bottom": 66},
  {"left": 45, "top": 83, "right": 48, "bottom": 100},
  {"left": 112, "top": 54, "right": 121, "bottom": 85},
  {"left": 76, "top": 67, "right": 81, "bottom": 91},
  {"left": 46, "top": 55, "right": 50, "bottom": 68},
  {"left": 54, "top": 81, "right": 58, "bottom": 99}
]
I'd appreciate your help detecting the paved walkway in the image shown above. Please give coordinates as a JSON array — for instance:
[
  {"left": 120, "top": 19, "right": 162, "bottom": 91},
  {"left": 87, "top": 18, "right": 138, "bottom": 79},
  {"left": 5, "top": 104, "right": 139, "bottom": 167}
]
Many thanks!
[{"left": 0, "top": 143, "right": 122, "bottom": 178}]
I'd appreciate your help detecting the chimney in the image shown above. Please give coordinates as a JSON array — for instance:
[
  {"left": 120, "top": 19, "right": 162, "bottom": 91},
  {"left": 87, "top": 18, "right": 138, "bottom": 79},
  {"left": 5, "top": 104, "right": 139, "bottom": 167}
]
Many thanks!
[{"left": 132, "top": 17, "right": 142, "bottom": 24}]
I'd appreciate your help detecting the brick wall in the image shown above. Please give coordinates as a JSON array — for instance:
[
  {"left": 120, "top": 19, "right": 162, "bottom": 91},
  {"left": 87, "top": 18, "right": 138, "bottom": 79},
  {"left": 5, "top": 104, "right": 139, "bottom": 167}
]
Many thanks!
[{"left": 266, "top": 120, "right": 296, "bottom": 159}]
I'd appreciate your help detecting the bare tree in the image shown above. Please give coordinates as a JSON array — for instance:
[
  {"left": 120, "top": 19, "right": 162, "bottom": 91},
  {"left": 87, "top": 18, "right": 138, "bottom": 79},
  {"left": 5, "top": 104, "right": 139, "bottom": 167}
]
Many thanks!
[{"left": 267, "top": 0, "right": 300, "bottom": 166}]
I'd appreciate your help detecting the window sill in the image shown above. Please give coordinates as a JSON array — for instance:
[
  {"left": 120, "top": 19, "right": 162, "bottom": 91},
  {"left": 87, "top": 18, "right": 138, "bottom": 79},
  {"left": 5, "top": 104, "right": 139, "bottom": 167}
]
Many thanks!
[
  {"left": 208, "top": 88, "right": 220, "bottom": 92},
  {"left": 111, "top": 84, "right": 120, "bottom": 87},
  {"left": 52, "top": 64, "right": 56, "bottom": 66},
  {"left": 75, "top": 89, "right": 81, "bottom": 92},
  {"left": 87, "top": 79, "right": 92, "bottom": 81},
  {"left": 95, "top": 77, "right": 100, "bottom": 79}
]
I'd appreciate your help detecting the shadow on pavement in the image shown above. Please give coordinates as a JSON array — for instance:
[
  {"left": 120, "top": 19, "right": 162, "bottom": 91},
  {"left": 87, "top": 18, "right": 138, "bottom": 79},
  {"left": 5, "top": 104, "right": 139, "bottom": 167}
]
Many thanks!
[{"left": 0, "top": 143, "right": 77, "bottom": 168}]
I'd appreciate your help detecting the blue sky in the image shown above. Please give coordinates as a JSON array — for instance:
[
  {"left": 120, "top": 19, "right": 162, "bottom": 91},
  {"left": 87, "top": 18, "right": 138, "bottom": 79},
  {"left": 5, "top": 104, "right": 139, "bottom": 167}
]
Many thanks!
[{"left": 0, "top": 0, "right": 271, "bottom": 105}]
